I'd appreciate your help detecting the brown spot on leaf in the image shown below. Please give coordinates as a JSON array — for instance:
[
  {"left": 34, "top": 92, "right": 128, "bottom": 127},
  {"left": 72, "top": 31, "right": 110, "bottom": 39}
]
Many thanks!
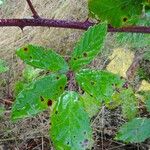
[
  {"left": 47, "top": 99, "right": 52, "bottom": 106},
  {"left": 56, "top": 76, "right": 60, "bottom": 80},
  {"left": 74, "top": 57, "right": 77, "bottom": 61},
  {"left": 123, "top": 17, "right": 128, "bottom": 22},
  {"left": 23, "top": 47, "right": 28, "bottom": 51},
  {"left": 83, "top": 52, "right": 88, "bottom": 57}
]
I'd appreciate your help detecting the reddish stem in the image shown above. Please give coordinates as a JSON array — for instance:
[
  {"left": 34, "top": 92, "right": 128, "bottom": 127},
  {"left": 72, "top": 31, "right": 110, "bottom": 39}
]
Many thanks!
[
  {"left": 26, "top": 0, "right": 40, "bottom": 19},
  {"left": 0, "top": 18, "right": 150, "bottom": 33}
]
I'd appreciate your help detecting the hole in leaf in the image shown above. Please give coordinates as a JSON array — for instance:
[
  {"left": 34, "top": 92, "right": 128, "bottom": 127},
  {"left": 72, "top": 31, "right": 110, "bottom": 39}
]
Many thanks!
[
  {"left": 30, "top": 56, "right": 32, "bottom": 59},
  {"left": 23, "top": 47, "right": 28, "bottom": 51},
  {"left": 60, "top": 86, "right": 63, "bottom": 90},
  {"left": 47, "top": 99, "right": 52, "bottom": 106},
  {"left": 83, "top": 131, "right": 87, "bottom": 135},
  {"left": 83, "top": 52, "right": 88, "bottom": 57},
  {"left": 67, "top": 142, "right": 70, "bottom": 145},
  {"left": 84, "top": 139, "right": 89, "bottom": 144},
  {"left": 40, "top": 96, "right": 44, "bottom": 102},
  {"left": 122, "top": 82, "right": 128, "bottom": 89}
]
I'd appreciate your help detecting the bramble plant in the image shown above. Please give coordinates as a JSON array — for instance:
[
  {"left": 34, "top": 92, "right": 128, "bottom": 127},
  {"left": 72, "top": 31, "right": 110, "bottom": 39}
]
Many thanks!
[
  {"left": 11, "top": 23, "right": 150, "bottom": 149},
  {"left": 0, "top": 0, "right": 149, "bottom": 149}
]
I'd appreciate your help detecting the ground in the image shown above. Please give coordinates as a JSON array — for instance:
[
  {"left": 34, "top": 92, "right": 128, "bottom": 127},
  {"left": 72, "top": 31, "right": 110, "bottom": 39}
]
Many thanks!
[{"left": 0, "top": 0, "right": 150, "bottom": 150}]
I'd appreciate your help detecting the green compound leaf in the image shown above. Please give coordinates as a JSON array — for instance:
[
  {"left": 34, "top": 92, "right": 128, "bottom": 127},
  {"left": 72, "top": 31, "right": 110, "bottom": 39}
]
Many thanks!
[
  {"left": 0, "top": 59, "right": 9, "bottom": 73},
  {"left": 115, "top": 118, "right": 150, "bottom": 143},
  {"left": 11, "top": 74, "right": 67, "bottom": 121},
  {"left": 16, "top": 45, "right": 69, "bottom": 73},
  {"left": 50, "top": 91, "right": 93, "bottom": 150},
  {"left": 69, "top": 23, "right": 107, "bottom": 71},
  {"left": 120, "top": 88, "right": 138, "bottom": 120},
  {"left": 88, "top": 0, "right": 144, "bottom": 27},
  {"left": 76, "top": 69, "right": 125, "bottom": 102},
  {"left": 81, "top": 92, "right": 101, "bottom": 118}
]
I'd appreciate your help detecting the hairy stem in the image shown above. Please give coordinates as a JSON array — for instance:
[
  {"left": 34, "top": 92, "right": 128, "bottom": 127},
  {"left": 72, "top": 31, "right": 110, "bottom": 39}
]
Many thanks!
[{"left": 0, "top": 18, "right": 150, "bottom": 33}]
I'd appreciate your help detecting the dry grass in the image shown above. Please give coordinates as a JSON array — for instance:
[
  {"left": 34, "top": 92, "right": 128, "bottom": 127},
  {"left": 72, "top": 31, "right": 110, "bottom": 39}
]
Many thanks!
[{"left": 0, "top": 1, "right": 150, "bottom": 150}]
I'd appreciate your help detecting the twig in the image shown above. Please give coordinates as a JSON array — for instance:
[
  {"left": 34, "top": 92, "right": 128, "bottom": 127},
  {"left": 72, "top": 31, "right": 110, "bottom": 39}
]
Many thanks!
[
  {"left": 26, "top": 0, "right": 40, "bottom": 19},
  {"left": 126, "top": 54, "right": 143, "bottom": 81},
  {"left": 0, "top": 98, "right": 13, "bottom": 104},
  {"left": 0, "top": 18, "right": 150, "bottom": 33}
]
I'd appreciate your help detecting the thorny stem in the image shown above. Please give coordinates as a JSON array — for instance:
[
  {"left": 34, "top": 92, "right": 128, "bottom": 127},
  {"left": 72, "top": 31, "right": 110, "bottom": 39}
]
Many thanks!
[
  {"left": 0, "top": 18, "right": 150, "bottom": 33},
  {"left": 26, "top": 0, "right": 40, "bottom": 19},
  {"left": 0, "top": 0, "right": 150, "bottom": 33}
]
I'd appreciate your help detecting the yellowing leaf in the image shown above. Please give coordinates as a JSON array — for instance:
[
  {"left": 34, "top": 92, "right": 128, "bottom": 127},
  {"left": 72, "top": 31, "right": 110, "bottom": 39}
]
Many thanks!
[
  {"left": 106, "top": 49, "right": 134, "bottom": 78},
  {"left": 138, "top": 80, "right": 150, "bottom": 91}
]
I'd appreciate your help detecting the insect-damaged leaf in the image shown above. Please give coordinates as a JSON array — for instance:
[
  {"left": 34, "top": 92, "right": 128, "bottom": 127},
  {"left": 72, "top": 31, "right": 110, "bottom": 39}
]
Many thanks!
[
  {"left": 88, "top": 0, "right": 144, "bottom": 27},
  {"left": 50, "top": 91, "right": 93, "bottom": 150},
  {"left": 115, "top": 118, "right": 150, "bottom": 143},
  {"left": 16, "top": 45, "right": 69, "bottom": 73},
  {"left": 69, "top": 23, "right": 107, "bottom": 71},
  {"left": 11, "top": 74, "right": 67, "bottom": 120},
  {"left": 76, "top": 69, "right": 125, "bottom": 102}
]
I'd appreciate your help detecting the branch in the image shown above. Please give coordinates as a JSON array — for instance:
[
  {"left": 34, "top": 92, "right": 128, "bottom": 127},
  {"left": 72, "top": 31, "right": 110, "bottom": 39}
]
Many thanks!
[
  {"left": 0, "top": 18, "right": 150, "bottom": 33},
  {"left": 26, "top": 0, "right": 40, "bottom": 19}
]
